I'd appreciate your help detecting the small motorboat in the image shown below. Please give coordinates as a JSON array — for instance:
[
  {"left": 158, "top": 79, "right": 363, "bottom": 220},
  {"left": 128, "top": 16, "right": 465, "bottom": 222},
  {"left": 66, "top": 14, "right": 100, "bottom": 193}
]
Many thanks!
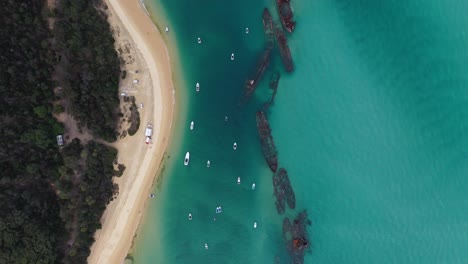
[
  {"left": 233, "top": 142, "right": 237, "bottom": 150},
  {"left": 165, "top": 27, "right": 169, "bottom": 32},
  {"left": 198, "top": 37, "right": 202, "bottom": 44},
  {"left": 245, "top": 27, "right": 249, "bottom": 34},
  {"left": 149, "top": 193, "right": 155, "bottom": 198},
  {"left": 184, "top": 152, "right": 190, "bottom": 166},
  {"left": 237, "top": 177, "right": 241, "bottom": 184},
  {"left": 190, "top": 121, "right": 194, "bottom": 131},
  {"left": 231, "top": 53, "right": 235, "bottom": 60},
  {"left": 252, "top": 183, "right": 256, "bottom": 190},
  {"left": 215, "top": 206, "right": 222, "bottom": 214},
  {"left": 225, "top": 116, "right": 228, "bottom": 122},
  {"left": 188, "top": 213, "right": 192, "bottom": 220},
  {"left": 254, "top": 221, "right": 257, "bottom": 229},
  {"left": 205, "top": 243, "right": 208, "bottom": 249},
  {"left": 207, "top": 160, "right": 211, "bottom": 168},
  {"left": 196, "top": 82, "right": 200, "bottom": 92}
]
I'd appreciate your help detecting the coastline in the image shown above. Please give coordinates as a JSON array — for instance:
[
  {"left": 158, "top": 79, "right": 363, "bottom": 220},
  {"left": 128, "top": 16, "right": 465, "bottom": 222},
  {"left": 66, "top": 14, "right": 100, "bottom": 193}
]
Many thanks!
[{"left": 87, "top": 0, "right": 175, "bottom": 263}]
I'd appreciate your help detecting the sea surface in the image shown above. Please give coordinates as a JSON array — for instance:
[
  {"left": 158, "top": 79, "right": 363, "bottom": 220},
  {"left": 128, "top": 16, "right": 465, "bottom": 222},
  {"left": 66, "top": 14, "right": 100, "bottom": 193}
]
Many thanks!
[{"left": 133, "top": 0, "right": 468, "bottom": 263}]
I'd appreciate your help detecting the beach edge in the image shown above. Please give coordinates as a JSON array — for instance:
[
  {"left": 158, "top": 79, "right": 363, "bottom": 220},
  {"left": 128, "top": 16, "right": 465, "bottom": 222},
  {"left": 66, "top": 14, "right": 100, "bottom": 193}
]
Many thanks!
[{"left": 87, "top": 0, "right": 176, "bottom": 263}]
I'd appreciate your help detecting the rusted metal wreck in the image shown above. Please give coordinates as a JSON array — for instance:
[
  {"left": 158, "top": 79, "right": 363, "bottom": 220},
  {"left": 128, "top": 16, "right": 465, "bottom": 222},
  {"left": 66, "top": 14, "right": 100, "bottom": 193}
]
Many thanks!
[
  {"left": 273, "top": 168, "right": 296, "bottom": 214},
  {"left": 283, "top": 210, "right": 311, "bottom": 264},
  {"left": 256, "top": 111, "right": 278, "bottom": 173},
  {"left": 276, "top": 0, "right": 296, "bottom": 33},
  {"left": 274, "top": 23, "right": 294, "bottom": 72}
]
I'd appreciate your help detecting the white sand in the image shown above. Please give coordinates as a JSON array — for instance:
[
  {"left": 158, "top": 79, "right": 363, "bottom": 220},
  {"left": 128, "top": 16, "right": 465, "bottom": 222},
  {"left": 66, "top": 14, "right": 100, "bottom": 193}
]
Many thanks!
[{"left": 87, "top": 0, "right": 175, "bottom": 263}]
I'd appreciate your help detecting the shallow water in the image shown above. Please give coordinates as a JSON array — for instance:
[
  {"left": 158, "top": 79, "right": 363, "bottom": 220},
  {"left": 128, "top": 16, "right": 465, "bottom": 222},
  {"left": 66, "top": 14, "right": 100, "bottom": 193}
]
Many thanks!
[{"left": 134, "top": 0, "right": 468, "bottom": 263}]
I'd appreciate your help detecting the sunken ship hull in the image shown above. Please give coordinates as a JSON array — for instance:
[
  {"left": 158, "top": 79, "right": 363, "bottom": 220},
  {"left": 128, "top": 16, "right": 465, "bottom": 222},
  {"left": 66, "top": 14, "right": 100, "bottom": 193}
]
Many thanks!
[
  {"left": 276, "top": 0, "right": 296, "bottom": 33},
  {"left": 243, "top": 49, "right": 272, "bottom": 99},
  {"left": 263, "top": 8, "right": 275, "bottom": 48},
  {"left": 273, "top": 168, "right": 296, "bottom": 214},
  {"left": 283, "top": 210, "right": 311, "bottom": 264},
  {"left": 274, "top": 24, "right": 294, "bottom": 72},
  {"left": 256, "top": 111, "right": 278, "bottom": 172}
]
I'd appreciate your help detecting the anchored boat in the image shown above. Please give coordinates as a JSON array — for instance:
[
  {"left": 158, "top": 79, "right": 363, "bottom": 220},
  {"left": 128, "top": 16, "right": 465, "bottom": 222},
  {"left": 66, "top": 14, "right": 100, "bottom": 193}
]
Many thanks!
[{"left": 184, "top": 152, "right": 190, "bottom": 166}]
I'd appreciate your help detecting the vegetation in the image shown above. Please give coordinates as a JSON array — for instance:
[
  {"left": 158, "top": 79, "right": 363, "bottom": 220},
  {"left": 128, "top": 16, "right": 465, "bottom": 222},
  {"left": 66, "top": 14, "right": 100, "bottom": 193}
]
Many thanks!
[
  {"left": 55, "top": 0, "right": 121, "bottom": 141},
  {"left": 0, "top": 1, "right": 65, "bottom": 262},
  {"left": 127, "top": 96, "right": 141, "bottom": 136},
  {"left": 0, "top": 0, "right": 123, "bottom": 263},
  {"left": 0, "top": 184, "right": 65, "bottom": 263},
  {"left": 58, "top": 139, "right": 119, "bottom": 262}
]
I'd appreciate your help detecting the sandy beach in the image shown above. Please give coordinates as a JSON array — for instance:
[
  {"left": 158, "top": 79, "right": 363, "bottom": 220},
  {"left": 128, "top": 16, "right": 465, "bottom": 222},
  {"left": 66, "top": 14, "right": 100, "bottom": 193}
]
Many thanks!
[{"left": 87, "top": 0, "right": 175, "bottom": 263}]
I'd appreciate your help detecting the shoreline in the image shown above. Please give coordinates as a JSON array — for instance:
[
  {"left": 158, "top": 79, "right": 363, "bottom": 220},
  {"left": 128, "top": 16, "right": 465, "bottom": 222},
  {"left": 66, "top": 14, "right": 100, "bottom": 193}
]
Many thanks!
[{"left": 87, "top": 0, "right": 176, "bottom": 263}]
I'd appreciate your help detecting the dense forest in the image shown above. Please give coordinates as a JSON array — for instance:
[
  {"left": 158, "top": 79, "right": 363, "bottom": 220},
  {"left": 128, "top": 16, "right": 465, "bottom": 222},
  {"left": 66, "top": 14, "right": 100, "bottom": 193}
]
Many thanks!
[
  {"left": 55, "top": 0, "right": 121, "bottom": 141},
  {"left": 0, "top": 0, "right": 122, "bottom": 263}
]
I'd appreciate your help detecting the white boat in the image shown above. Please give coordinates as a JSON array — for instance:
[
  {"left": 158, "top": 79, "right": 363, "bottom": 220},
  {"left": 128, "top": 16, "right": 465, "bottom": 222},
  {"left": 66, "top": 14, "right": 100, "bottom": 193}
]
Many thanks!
[
  {"left": 198, "top": 37, "right": 202, "bottom": 44},
  {"left": 225, "top": 116, "right": 228, "bottom": 122},
  {"left": 184, "top": 152, "right": 190, "bottom": 166},
  {"left": 237, "top": 177, "right": 241, "bottom": 184},
  {"left": 245, "top": 27, "right": 249, "bottom": 34},
  {"left": 196, "top": 82, "right": 200, "bottom": 92},
  {"left": 188, "top": 213, "right": 192, "bottom": 220},
  {"left": 149, "top": 193, "right": 155, "bottom": 198},
  {"left": 254, "top": 221, "right": 257, "bottom": 229},
  {"left": 207, "top": 160, "right": 210, "bottom": 167},
  {"left": 233, "top": 142, "right": 237, "bottom": 150},
  {"left": 165, "top": 27, "right": 169, "bottom": 32},
  {"left": 215, "top": 206, "right": 222, "bottom": 214},
  {"left": 252, "top": 183, "right": 256, "bottom": 190},
  {"left": 231, "top": 53, "right": 235, "bottom": 60},
  {"left": 190, "top": 121, "right": 194, "bottom": 131},
  {"left": 205, "top": 243, "right": 208, "bottom": 249}
]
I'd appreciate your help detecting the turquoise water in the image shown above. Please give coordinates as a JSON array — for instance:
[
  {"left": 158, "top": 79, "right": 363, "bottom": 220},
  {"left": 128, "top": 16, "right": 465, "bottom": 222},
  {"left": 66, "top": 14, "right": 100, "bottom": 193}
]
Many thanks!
[{"left": 134, "top": 0, "right": 468, "bottom": 263}]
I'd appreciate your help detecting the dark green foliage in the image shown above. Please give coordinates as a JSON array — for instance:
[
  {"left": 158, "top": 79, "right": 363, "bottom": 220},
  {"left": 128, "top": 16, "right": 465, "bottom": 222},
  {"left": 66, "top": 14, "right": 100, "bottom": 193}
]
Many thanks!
[
  {"left": 116, "top": 164, "right": 126, "bottom": 177},
  {"left": 55, "top": 0, "right": 121, "bottom": 141},
  {"left": 1, "top": 0, "right": 122, "bottom": 263},
  {"left": 0, "top": 1, "right": 62, "bottom": 179},
  {"left": 0, "top": 1, "right": 65, "bottom": 262},
  {"left": 53, "top": 104, "right": 65, "bottom": 114},
  {"left": 59, "top": 139, "right": 119, "bottom": 263},
  {"left": 0, "top": 184, "right": 65, "bottom": 263},
  {"left": 128, "top": 98, "right": 140, "bottom": 136}
]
